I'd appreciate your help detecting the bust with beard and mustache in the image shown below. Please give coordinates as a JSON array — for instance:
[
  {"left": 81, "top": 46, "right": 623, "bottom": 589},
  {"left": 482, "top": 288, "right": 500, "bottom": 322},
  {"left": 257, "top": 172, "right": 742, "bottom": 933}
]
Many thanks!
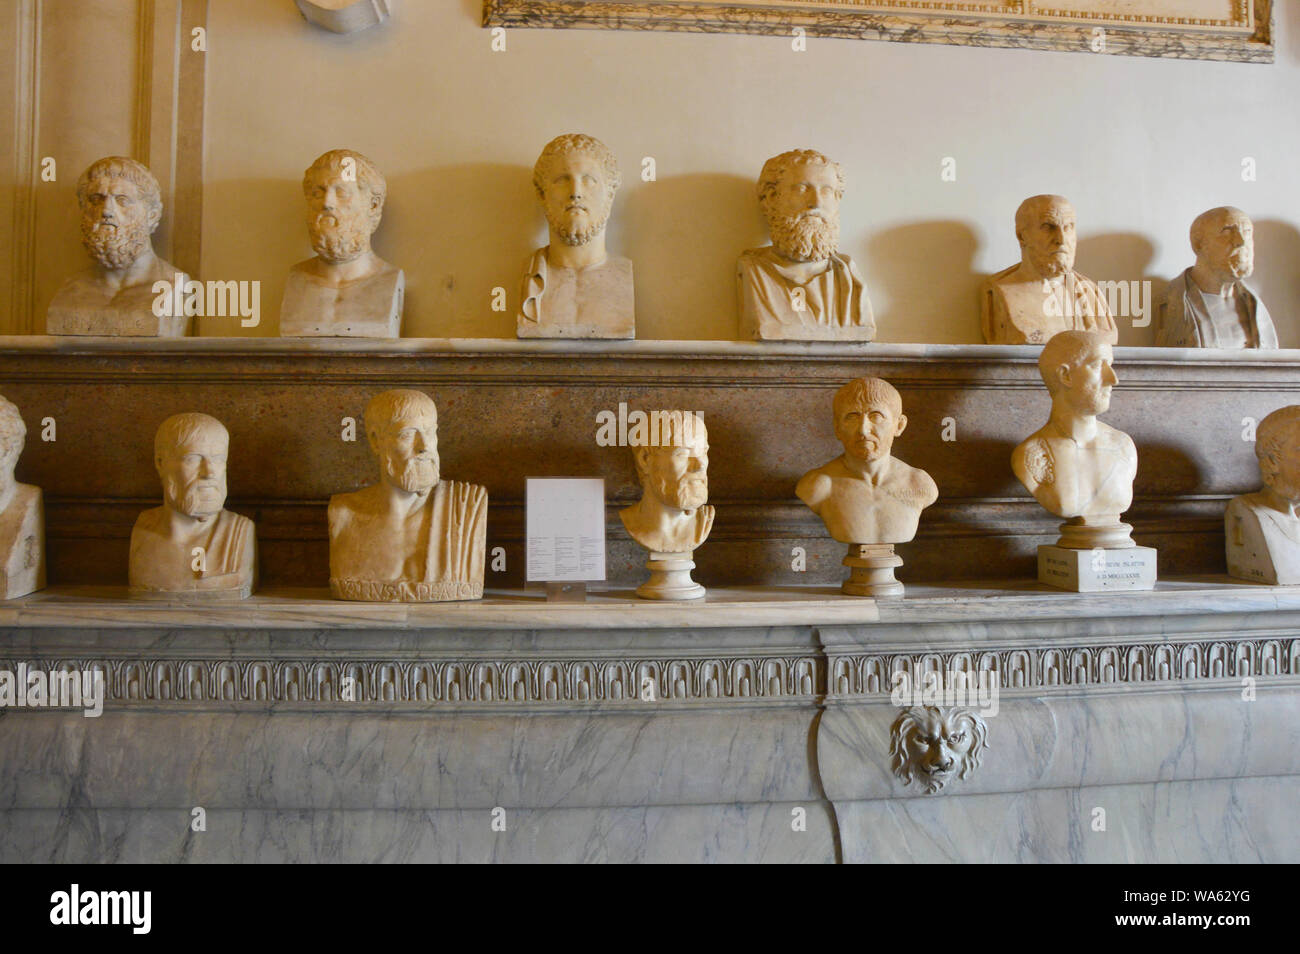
[
  {"left": 619, "top": 412, "right": 715, "bottom": 600},
  {"left": 328, "top": 390, "right": 487, "bottom": 602},
  {"left": 981, "top": 194, "right": 1117, "bottom": 346},
  {"left": 1156, "top": 206, "right": 1276, "bottom": 349},
  {"left": 280, "top": 149, "right": 404, "bottom": 338},
  {"left": 737, "top": 149, "right": 874, "bottom": 341},
  {"left": 129, "top": 412, "right": 257, "bottom": 600},
  {"left": 517, "top": 134, "right": 635, "bottom": 339},
  {"left": 47, "top": 157, "right": 191, "bottom": 336}
]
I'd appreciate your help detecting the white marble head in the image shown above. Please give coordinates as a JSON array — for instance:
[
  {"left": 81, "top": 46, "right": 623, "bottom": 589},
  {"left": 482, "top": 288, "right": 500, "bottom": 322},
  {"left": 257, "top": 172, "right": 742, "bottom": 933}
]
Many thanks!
[
  {"left": 76, "top": 156, "right": 163, "bottom": 271},
  {"left": 1039, "top": 330, "right": 1117, "bottom": 416},
  {"left": 1015, "top": 194, "right": 1077, "bottom": 279},
  {"left": 154, "top": 412, "right": 229, "bottom": 520},
  {"left": 757, "top": 149, "right": 844, "bottom": 264},
  {"left": 832, "top": 377, "right": 906, "bottom": 464},
  {"left": 1255, "top": 406, "right": 1300, "bottom": 504},
  {"left": 0, "top": 395, "right": 26, "bottom": 489},
  {"left": 889, "top": 706, "right": 988, "bottom": 794},
  {"left": 632, "top": 411, "right": 709, "bottom": 514},
  {"left": 533, "top": 134, "right": 621, "bottom": 247},
  {"left": 1190, "top": 206, "right": 1254, "bottom": 285},
  {"left": 302, "top": 148, "right": 387, "bottom": 265},
  {"left": 365, "top": 389, "right": 440, "bottom": 495}
]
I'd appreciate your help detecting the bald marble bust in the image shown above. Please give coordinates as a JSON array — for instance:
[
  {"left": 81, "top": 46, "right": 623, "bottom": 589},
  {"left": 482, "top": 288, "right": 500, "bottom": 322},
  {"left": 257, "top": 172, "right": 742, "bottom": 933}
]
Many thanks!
[
  {"left": 620, "top": 412, "right": 714, "bottom": 554},
  {"left": 0, "top": 396, "right": 44, "bottom": 600},
  {"left": 1157, "top": 207, "right": 1276, "bottom": 349},
  {"left": 1012, "top": 330, "right": 1137, "bottom": 549},
  {"left": 129, "top": 413, "right": 256, "bottom": 600},
  {"left": 281, "top": 149, "right": 404, "bottom": 337},
  {"left": 329, "top": 389, "right": 487, "bottom": 602},
  {"left": 797, "top": 378, "right": 937, "bottom": 544},
  {"left": 738, "top": 149, "right": 875, "bottom": 341},
  {"left": 47, "top": 156, "right": 190, "bottom": 337},
  {"left": 1226, "top": 406, "right": 1300, "bottom": 584},
  {"left": 981, "top": 195, "right": 1117, "bottom": 346}
]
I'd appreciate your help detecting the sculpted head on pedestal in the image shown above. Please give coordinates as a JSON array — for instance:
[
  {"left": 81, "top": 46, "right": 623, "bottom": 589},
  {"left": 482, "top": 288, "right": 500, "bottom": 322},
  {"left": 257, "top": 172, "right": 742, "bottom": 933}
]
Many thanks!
[
  {"left": 758, "top": 149, "right": 844, "bottom": 264},
  {"left": 76, "top": 157, "right": 163, "bottom": 272},
  {"left": 366, "top": 389, "right": 439, "bottom": 495},
  {"left": 533, "top": 134, "right": 621, "bottom": 248},
  {"left": 1039, "top": 329, "right": 1117, "bottom": 419},
  {"left": 1255, "top": 407, "right": 1300, "bottom": 505},
  {"left": 303, "top": 149, "right": 387, "bottom": 266},
  {"left": 833, "top": 377, "right": 906, "bottom": 464},
  {"left": 1191, "top": 206, "right": 1254, "bottom": 286},
  {"left": 0, "top": 397, "right": 26, "bottom": 493},
  {"left": 155, "top": 413, "right": 229, "bottom": 520},
  {"left": 1016, "top": 194, "right": 1076, "bottom": 279}
]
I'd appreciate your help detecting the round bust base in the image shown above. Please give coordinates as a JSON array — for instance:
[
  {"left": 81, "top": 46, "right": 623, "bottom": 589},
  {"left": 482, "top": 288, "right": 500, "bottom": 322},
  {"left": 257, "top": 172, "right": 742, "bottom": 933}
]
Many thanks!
[
  {"left": 842, "top": 543, "right": 904, "bottom": 598},
  {"left": 636, "top": 551, "right": 705, "bottom": 601},
  {"left": 1055, "top": 517, "right": 1135, "bottom": 550}
]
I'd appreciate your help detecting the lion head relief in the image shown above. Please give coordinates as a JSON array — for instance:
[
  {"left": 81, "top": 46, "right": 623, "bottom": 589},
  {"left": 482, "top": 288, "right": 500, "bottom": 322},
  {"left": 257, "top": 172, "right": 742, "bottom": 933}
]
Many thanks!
[{"left": 889, "top": 706, "right": 988, "bottom": 794}]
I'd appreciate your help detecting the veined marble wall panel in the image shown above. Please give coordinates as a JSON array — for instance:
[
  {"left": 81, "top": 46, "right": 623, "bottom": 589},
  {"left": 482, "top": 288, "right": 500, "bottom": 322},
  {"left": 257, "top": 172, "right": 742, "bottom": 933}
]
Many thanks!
[
  {"left": 1, "top": 804, "right": 837, "bottom": 863},
  {"left": 834, "top": 775, "right": 1300, "bottom": 863},
  {"left": 0, "top": 340, "right": 1295, "bottom": 588}
]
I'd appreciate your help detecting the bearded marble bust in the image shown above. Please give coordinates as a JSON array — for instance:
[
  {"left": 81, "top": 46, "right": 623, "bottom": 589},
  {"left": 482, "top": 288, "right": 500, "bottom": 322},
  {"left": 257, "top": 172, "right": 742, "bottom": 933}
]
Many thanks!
[
  {"left": 0, "top": 396, "right": 44, "bottom": 600},
  {"left": 517, "top": 133, "right": 634, "bottom": 339},
  {"left": 280, "top": 149, "right": 404, "bottom": 337},
  {"left": 1226, "top": 406, "right": 1300, "bottom": 584},
  {"left": 47, "top": 156, "right": 190, "bottom": 337},
  {"left": 1157, "top": 207, "right": 1276, "bottom": 349},
  {"left": 328, "top": 389, "right": 487, "bottom": 602},
  {"left": 620, "top": 412, "right": 713, "bottom": 555},
  {"left": 980, "top": 195, "right": 1117, "bottom": 346},
  {"left": 738, "top": 149, "right": 874, "bottom": 341},
  {"left": 129, "top": 413, "right": 256, "bottom": 600}
]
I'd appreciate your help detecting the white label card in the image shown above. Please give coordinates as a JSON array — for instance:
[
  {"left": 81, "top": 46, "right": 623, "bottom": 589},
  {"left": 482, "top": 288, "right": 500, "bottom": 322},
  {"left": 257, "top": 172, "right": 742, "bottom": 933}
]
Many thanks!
[{"left": 526, "top": 478, "right": 606, "bottom": 582}]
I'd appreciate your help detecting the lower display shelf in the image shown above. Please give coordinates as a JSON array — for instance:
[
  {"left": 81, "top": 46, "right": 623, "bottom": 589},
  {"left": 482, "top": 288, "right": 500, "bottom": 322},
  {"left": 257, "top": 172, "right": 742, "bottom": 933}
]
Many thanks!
[{"left": 2, "top": 575, "right": 1297, "bottom": 862}]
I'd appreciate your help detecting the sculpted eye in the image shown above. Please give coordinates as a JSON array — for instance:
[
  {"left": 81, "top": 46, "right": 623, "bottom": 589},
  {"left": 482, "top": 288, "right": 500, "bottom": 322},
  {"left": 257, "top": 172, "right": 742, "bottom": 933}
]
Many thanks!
[{"left": 949, "top": 732, "right": 966, "bottom": 744}]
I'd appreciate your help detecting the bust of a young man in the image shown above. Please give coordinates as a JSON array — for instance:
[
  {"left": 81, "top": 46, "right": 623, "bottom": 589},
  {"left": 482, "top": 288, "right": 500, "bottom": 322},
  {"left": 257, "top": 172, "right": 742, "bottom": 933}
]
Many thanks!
[
  {"left": 47, "top": 156, "right": 190, "bottom": 337},
  {"left": 280, "top": 148, "right": 404, "bottom": 337},
  {"left": 517, "top": 133, "right": 634, "bottom": 339},
  {"left": 129, "top": 413, "right": 256, "bottom": 600}
]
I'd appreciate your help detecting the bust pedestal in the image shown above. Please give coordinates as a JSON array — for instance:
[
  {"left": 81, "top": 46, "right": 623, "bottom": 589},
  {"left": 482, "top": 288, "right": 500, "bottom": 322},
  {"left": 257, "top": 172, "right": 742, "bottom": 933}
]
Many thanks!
[
  {"left": 636, "top": 550, "right": 704, "bottom": 601},
  {"left": 841, "top": 543, "right": 904, "bottom": 598}
]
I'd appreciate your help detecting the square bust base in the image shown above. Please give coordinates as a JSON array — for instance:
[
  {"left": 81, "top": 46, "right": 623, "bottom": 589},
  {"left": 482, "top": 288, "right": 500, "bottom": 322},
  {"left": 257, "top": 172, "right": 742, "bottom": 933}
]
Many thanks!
[{"left": 1038, "top": 545, "right": 1157, "bottom": 593}]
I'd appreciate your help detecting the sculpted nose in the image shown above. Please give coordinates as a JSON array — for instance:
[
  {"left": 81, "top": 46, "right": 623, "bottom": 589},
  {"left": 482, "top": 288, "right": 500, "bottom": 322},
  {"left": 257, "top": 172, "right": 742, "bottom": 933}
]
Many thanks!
[{"left": 1103, "top": 364, "right": 1118, "bottom": 386}]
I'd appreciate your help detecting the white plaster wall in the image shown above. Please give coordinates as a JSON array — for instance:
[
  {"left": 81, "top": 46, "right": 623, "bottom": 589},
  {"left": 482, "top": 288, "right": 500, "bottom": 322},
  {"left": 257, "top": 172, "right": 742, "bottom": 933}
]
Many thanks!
[{"left": 15, "top": 2, "right": 1300, "bottom": 344}]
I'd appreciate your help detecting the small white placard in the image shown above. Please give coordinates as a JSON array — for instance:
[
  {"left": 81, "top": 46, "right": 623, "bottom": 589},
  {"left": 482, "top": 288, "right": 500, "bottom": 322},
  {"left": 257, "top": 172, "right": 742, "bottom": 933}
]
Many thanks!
[{"left": 526, "top": 478, "right": 606, "bottom": 582}]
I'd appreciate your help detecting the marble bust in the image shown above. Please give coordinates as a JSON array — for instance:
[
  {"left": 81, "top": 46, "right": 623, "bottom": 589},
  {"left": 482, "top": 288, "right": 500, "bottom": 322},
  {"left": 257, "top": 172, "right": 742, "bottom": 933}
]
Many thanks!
[
  {"left": 280, "top": 149, "right": 404, "bottom": 337},
  {"left": 1156, "top": 207, "right": 1276, "bottom": 349},
  {"left": 329, "top": 389, "right": 487, "bottom": 602},
  {"left": 1012, "top": 330, "right": 1137, "bottom": 549},
  {"left": 798, "top": 378, "right": 936, "bottom": 596},
  {"left": 1226, "top": 406, "right": 1300, "bottom": 584},
  {"left": 47, "top": 156, "right": 190, "bottom": 336},
  {"left": 0, "top": 396, "right": 44, "bottom": 600},
  {"left": 518, "top": 133, "right": 634, "bottom": 339},
  {"left": 620, "top": 411, "right": 713, "bottom": 599},
  {"left": 738, "top": 149, "right": 874, "bottom": 341},
  {"left": 129, "top": 413, "right": 256, "bottom": 600},
  {"left": 980, "top": 195, "right": 1117, "bottom": 346}
]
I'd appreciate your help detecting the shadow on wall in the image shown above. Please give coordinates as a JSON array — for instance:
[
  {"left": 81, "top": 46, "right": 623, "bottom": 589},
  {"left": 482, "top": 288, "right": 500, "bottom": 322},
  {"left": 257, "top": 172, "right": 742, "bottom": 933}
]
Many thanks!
[
  {"left": 621, "top": 173, "right": 760, "bottom": 341},
  {"left": 864, "top": 221, "right": 980, "bottom": 344},
  {"left": 1076, "top": 232, "right": 1158, "bottom": 347},
  {"left": 1253, "top": 219, "right": 1300, "bottom": 349}
]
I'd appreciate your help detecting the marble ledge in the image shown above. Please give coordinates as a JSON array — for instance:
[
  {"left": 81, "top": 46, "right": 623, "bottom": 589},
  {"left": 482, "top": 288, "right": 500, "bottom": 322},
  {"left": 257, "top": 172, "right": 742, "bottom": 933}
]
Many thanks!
[
  {"left": 0, "top": 578, "right": 1298, "bottom": 633},
  {"left": 4, "top": 334, "right": 1300, "bottom": 367}
]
